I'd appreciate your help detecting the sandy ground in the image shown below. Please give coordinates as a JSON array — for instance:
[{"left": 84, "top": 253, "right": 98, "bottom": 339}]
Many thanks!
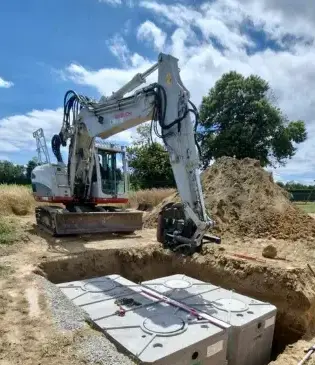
[
  {"left": 1, "top": 215, "right": 315, "bottom": 364},
  {"left": 0, "top": 216, "right": 159, "bottom": 365}
]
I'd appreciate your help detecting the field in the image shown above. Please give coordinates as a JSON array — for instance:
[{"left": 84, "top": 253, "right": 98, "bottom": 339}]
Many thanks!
[
  {"left": 2, "top": 179, "right": 315, "bottom": 365},
  {"left": 295, "top": 201, "right": 315, "bottom": 214},
  {"left": 0, "top": 184, "right": 35, "bottom": 216}
]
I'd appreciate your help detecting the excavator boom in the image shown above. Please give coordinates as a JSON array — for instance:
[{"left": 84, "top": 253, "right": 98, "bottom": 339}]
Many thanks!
[{"left": 31, "top": 53, "right": 219, "bottom": 253}]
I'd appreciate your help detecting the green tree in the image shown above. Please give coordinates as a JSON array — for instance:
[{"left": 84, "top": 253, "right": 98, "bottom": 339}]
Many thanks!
[
  {"left": 132, "top": 123, "right": 152, "bottom": 146},
  {"left": 283, "top": 181, "right": 315, "bottom": 190},
  {"left": 127, "top": 124, "right": 175, "bottom": 189},
  {"left": 276, "top": 181, "right": 285, "bottom": 188},
  {"left": 127, "top": 142, "right": 175, "bottom": 190},
  {"left": 0, "top": 161, "right": 27, "bottom": 184},
  {"left": 199, "top": 71, "right": 307, "bottom": 168},
  {"left": 26, "top": 157, "right": 39, "bottom": 181}
]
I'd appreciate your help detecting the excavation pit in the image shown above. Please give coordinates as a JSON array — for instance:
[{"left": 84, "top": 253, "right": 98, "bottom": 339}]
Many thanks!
[
  {"left": 36, "top": 245, "right": 315, "bottom": 364},
  {"left": 56, "top": 274, "right": 230, "bottom": 364}
]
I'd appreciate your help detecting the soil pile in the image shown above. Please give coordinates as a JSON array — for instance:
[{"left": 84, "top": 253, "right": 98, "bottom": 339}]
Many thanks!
[{"left": 144, "top": 157, "right": 315, "bottom": 240}]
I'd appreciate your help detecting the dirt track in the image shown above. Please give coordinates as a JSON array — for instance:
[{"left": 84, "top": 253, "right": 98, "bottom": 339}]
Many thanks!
[{"left": 2, "top": 216, "right": 315, "bottom": 364}]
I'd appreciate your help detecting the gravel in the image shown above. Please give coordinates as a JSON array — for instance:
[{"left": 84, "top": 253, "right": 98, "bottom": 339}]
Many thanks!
[
  {"left": 76, "top": 333, "right": 136, "bottom": 365},
  {"left": 37, "top": 275, "right": 87, "bottom": 331},
  {"left": 37, "top": 276, "right": 136, "bottom": 364}
]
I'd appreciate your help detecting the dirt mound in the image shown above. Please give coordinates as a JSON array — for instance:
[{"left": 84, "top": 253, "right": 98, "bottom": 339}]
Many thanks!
[{"left": 144, "top": 157, "right": 315, "bottom": 240}]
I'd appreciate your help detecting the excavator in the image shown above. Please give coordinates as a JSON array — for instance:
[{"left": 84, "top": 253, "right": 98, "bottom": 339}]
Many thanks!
[{"left": 31, "top": 53, "right": 220, "bottom": 254}]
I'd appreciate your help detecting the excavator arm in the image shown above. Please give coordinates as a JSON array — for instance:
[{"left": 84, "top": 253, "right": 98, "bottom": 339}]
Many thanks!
[{"left": 50, "top": 53, "right": 220, "bottom": 252}]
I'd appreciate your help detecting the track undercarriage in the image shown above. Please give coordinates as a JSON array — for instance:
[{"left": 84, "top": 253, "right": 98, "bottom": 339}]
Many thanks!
[{"left": 35, "top": 204, "right": 143, "bottom": 236}]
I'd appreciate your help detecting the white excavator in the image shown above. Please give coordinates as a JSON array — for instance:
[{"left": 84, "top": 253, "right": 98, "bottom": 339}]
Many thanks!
[{"left": 31, "top": 53, "right": 220, "bottom": 254}]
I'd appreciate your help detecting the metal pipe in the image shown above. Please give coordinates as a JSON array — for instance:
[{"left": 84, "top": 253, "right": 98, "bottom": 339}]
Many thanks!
[
  {"left": 107, "top": 62, "right": 159, "bottom": 101},
  {"left": 109, "top": 74, "right": 145, "bottom": 100},
  {"left": 141, "top": 62, "right": 159, "bottom": 79},
  {"left": 297, "top": 345, "right": 315, "bottom": 365},
  {"left": 141, "top": 287, "right": 230, "bottom": 330}
]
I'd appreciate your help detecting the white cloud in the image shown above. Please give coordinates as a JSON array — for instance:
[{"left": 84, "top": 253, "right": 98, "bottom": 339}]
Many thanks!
[
  {"left": 135, "top": 0, "right": 315, "bottom": 183},
  {"left": 0, "top": 77, "right": 14, "bottom": 88},
  {"left": 2, "top": 0, "right": 315, "bottom": 183},
  {"left": 137, "top": 21, "right": 167, "bottom": 51},
  {"left": 0, "top": 109, "right": 63, "bottom": 155},
  {"left": 98, "top": 0, "right": 134, "bottom": 6},
  {"left": 237, "top": 0, "right": 315, "bottom": 36},
  {"left": 266, "top": 122, "right": 315, "bottom": 183},
  {"left": 65, "top": 60, "right": 153, "bottom": 98},
  {"left": 139, "top": 0, "right": 253, "bottom": 52},
  {"left": 122, "top": 19, "right": 132, "bottom": 36},
  {"left": 64, "top": 35, "right": 154, "bottom": 97},
  {"left": 0, "top": 35, "right": 152, "bottom": 158},
  {"left": 107, "top": 34, "right": 131, "bottom": 67},
  {"left": 0, "top": 106, "right": 138, "bottom": 157},
  {"left": 125, "top": 0, "right": 134, "bottom": 7},
  {"left": 98, "top": 0, "right": 122, "bottom": 5},
  {"left": 0, "top": 154, "right": 9, "bottom": 161}
]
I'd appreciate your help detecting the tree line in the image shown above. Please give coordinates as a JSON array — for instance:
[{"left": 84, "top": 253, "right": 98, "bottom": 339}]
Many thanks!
[
  {"left": 276, "top": 182, "right": 315, "bottom": 191},
  {"left": 0, "top": 159, "right": 38, "bottom": 185},
  {"left": 0, "top": 71, "right": 308, "bottom": 189}
]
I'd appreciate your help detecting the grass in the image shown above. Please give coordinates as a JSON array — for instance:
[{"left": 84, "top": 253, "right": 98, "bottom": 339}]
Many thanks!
[
  {"left": 0, "top": 217, "right": 18, "bottom": 245},
  {"left": 294, "top": 201, "right": 315, "bottom": 214},
  {"left": 0, "top": 184, "right": 36, "bottom": 216},
  {"left": 127, "top": 188, "right": 175, "bottom": 208}
]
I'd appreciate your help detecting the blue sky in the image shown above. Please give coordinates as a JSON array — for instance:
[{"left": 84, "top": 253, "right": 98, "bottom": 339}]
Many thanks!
[
  {"left": 0, "top": 0, "right": 149, "bottom": 116},
  {"left": 0, "top": 0, "right": 314, "bottom": 183}
]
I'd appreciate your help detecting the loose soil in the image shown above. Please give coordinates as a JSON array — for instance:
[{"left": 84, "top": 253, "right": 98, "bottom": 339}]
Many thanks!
[
  {"left": 2, "top": 216, "right": 315, "bottom": 364},
  {"left": 144, "top": 157, "right": 315, "bottom": 241}
]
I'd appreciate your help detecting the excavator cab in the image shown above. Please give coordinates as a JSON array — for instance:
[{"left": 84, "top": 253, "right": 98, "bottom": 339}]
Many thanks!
[{"left": 90, "top": 143, "right": 128, "bottom": 202}]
